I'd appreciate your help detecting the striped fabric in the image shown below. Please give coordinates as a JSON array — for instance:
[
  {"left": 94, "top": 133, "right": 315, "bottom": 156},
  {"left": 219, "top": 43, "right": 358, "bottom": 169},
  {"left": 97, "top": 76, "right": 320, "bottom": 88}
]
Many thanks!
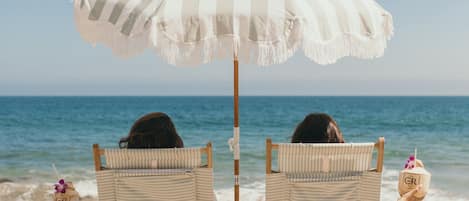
[
  {"left": 266, "top": 143, "right": 381, "bottom": 201},
  {"left": 115, "top": 173, "right": 196, "bottom": 201},
  {"left": 278, "top": 143, "right": 375, "bottom": 174},
  {"left": 74, "top": 0, "right": 393, "bottom": 66},
  {"left": 266, "top": 173, "right": 290, "bottom": 201},
  {"left": 104, "top": 148, "right": 202, "bottom": 169},
  {"left": 96, "top": 148, "right": 214, "bottom": 201},
  {"left": 96, "top": 168, "right": 214, "bottom": 201}
]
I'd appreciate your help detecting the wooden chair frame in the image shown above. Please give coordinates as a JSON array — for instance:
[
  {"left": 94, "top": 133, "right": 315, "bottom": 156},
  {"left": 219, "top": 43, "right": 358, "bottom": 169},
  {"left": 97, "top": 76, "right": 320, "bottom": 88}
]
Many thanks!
[
  {"left": 266, "top": 137, "right": 385, "bottom": 174},
  {"left": 93, "top": 142, "right": 213, "bottom": 171}
]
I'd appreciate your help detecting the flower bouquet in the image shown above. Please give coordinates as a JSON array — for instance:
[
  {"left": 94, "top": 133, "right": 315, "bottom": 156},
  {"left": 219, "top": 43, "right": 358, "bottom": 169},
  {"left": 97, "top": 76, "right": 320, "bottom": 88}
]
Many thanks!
[{"left": 53, "top": 179, "right": 79, "bottom": 201}]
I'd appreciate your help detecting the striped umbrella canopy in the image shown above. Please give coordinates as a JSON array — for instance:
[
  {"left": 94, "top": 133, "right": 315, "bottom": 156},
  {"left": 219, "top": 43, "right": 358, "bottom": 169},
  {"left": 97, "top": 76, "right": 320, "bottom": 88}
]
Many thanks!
[{"left": 74, "top": 0, "right": 393, "bottom": 200}]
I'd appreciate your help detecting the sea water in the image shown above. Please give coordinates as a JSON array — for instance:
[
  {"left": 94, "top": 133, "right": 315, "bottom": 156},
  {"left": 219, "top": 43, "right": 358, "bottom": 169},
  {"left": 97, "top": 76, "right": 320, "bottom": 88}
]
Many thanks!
[{"left": 1, "top": 96, "right": 468, "bottom": 201}]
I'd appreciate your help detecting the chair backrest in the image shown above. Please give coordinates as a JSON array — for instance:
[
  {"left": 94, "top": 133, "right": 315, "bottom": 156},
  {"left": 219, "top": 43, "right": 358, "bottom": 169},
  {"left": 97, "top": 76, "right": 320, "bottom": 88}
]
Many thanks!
[
  {"left": 266, "top": 137, "right": 384, "bottom": 174},
  {"left": 277, "top": 143, "right": 375, "bottom": 174},
  {"left": 265, "top": 137, "right": 385, "bottom": 201},
  {"left": 104, "top": 148, "right": 202, "bottom": 169},
  {"left": 93, "top": 143, "right": 214, "bottom": 201},
  {"left": 93, "top": 143, "right": 212, "bottom": 171}
]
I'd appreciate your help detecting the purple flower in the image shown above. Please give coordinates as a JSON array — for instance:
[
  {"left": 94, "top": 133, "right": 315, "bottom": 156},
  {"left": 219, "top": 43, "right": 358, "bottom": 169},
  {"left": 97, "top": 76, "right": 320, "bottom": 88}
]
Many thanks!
[
  {"left": 54, "top": 179, "right": 68, "bottom": 193},
  {"left": 404, "top": 155, "right": 417, "bottom": 170}
]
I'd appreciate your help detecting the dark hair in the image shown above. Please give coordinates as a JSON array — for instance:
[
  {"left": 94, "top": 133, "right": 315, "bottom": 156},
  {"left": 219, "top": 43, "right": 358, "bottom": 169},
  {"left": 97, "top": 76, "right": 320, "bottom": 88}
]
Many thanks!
[
  {"left": 119, "top": 112, "right": 184, "bottom": 148},
  {"left": 291, "top": 113, "right": 344, "bottom": 143}
]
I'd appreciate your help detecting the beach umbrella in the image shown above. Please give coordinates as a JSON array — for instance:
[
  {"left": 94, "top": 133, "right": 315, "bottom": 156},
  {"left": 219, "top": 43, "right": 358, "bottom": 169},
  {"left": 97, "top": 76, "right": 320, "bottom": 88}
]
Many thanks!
[{"left": 74, "top": 0, "right": 393, "bottom": 200}]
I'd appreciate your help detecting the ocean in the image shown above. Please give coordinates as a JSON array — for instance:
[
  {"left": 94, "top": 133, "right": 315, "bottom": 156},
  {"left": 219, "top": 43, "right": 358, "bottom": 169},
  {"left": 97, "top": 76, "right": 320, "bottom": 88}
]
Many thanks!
[{"left": 1, "top": 96, "right": 468, "bottom": 201}]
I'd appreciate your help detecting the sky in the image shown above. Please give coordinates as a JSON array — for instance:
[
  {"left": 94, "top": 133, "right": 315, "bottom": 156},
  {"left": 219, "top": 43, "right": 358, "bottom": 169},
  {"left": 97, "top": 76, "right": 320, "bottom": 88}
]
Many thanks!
[{"left": 0, "top": 0, "right": 468, "bottom": 96}]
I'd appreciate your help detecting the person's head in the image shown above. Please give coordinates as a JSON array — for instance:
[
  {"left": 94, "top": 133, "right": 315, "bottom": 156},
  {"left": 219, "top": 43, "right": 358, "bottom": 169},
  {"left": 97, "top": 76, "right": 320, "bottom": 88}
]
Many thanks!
[
  {"left": 291, "top": 113, "right": 344, "bottom": 143},
  {"left": 119, "top": 112, "right": 184, "bottom": 148}
]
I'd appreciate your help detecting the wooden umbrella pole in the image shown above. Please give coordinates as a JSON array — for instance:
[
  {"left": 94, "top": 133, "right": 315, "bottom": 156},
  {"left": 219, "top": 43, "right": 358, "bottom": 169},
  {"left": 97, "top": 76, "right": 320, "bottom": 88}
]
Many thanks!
[
  {"left": 234, "top": 60, "right": 239, "bottom": 128},
  {"left": 233, "top": 57, "right": 240, "bottom": 201}
]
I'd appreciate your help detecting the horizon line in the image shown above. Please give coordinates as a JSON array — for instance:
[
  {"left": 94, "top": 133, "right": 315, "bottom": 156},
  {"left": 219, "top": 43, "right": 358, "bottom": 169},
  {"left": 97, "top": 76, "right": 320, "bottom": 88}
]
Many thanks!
[{"left": 1, "top": 94, "right": 469, "bottom": 97}]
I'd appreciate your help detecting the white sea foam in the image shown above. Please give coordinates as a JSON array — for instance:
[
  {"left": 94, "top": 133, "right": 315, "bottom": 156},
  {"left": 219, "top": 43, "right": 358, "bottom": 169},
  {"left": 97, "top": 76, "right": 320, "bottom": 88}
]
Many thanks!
[
  {"left": 1, "top": 169, "right": 469, "bottom": 201},
  {"left": 0, "top": 182, "right": 53, "bottom": 201},
  {"left": 74, "top": 180, "right": 98, "bottom": 198},
  {"left": 215, "top": 182, "right": 265, "bottom": 201}
]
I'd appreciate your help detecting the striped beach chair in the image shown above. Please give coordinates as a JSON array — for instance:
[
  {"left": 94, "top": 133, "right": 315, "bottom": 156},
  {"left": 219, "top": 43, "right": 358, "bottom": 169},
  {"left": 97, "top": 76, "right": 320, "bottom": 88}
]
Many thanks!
[
  {"left": 265, "top": 137, "right": 385, "bottom": 201},
  {"left": 92, "top": 143, "right": 214, "bottom": 201}
]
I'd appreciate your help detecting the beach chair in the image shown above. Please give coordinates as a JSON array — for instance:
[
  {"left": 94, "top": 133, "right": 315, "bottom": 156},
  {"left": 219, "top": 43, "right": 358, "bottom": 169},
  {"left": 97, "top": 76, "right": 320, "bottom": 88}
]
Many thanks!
[
  {"left": 265, "top": 137, "right": 385, "bottom": 201},
  {"left": 92, "top": 143, "right": 214, "bottom": 201}
]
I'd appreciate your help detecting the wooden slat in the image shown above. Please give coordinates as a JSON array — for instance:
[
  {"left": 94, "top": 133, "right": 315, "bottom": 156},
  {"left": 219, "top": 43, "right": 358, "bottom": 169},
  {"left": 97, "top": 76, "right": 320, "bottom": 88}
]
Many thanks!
[
  {"left": 93, "top": 144, "right": 102, "bottom": 171},
  {"left": 376, "top": 137, "right": 385, "bottom": 173},
  {"left": 200, "top": 147, "right": 207, "bottom": 154},
  {"left": 207, "top": 142, "right": 213, "bottom": 168},
  {"left": 266, "top": 138, "right": 272, "bottom": 174},
  {"left": 272, "top": 144, "right": 279, "bottom": 150}
]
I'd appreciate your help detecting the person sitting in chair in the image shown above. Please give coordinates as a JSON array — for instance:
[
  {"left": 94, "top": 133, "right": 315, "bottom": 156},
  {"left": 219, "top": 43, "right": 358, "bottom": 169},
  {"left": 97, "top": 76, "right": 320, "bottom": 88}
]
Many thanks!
[
  {"left": 291, "top": 113, "right": 345, "bottom": 143},
  {"left": 119, "top": 112, "right": 184, "bottom": 148}
]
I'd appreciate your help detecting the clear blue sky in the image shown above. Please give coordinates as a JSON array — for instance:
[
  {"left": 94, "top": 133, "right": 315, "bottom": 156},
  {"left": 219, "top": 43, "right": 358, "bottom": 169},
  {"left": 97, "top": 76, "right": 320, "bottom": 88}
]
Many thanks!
[{"left": 0, "top": 0, "right": 468, "bottom": 96}]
